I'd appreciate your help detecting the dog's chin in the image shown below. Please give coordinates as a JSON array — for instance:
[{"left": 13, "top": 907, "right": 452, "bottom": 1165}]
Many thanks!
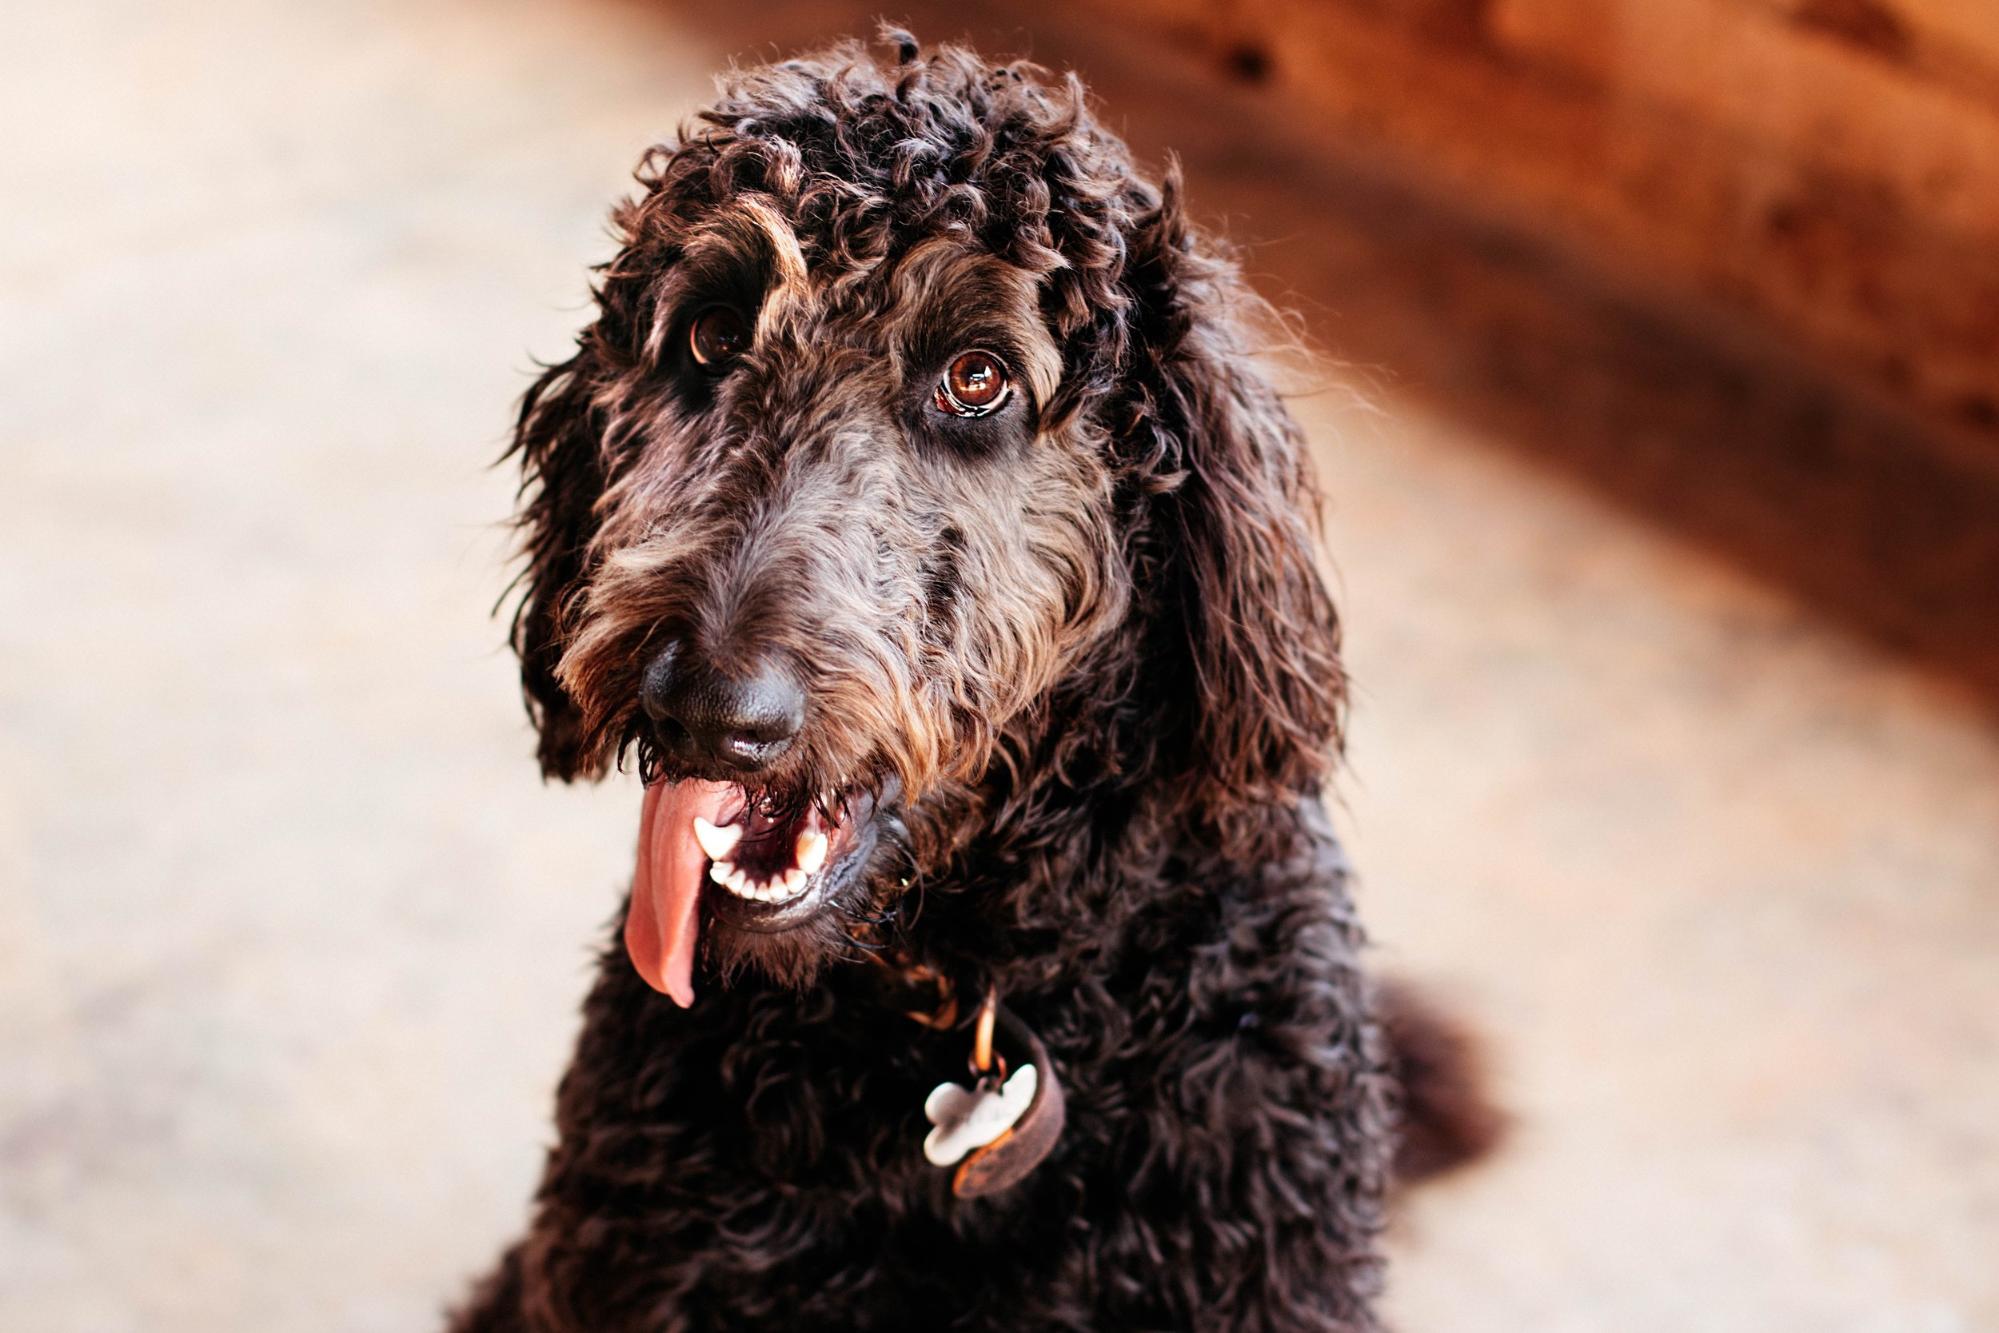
[
  {"left": 621, "top": 762, "right": 903, "bottom": 1001},
  {"left": 700, "top": 795, "right": 889, "bottom": 990},
  {"left": 702, "top": 881, "right": 873, "bottom": 995}
]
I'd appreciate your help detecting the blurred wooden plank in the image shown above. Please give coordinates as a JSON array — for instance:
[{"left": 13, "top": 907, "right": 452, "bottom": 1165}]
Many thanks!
[
  {"left": 1886, "top": 0, "right": 1999, "bottom": 73},
  {"left": 1492, "top": 0, "right": 1999, "bottom": 240},
  {"left": 1084, "top": 0, "right": 1999, "bottom": 477}
]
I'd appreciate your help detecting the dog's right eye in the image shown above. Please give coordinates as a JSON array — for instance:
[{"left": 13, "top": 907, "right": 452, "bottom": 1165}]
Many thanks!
[{"left": 689, "top": 307, "right": 749, "bottom": 372}]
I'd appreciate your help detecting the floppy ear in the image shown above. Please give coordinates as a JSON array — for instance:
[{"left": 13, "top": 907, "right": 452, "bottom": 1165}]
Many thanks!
[
  {"left": 1118, "top": 168, "right": 1345, "bottom": 820},
  {"left": 506, "top": 344, "right": 607, "bottom": 781}
]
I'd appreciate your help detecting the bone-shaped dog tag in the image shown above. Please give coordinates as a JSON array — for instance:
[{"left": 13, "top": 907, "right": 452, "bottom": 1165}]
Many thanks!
[{"left": 922, "top": 1064, "right": 1037, "bottom": 1167}]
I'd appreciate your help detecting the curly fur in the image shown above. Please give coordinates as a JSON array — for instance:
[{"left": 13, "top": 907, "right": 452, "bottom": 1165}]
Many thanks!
[{"left": 458, "top": 33, "right": 1479, "bottom": 1332}]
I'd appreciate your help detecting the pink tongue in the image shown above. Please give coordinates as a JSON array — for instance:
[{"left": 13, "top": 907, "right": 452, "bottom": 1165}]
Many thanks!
[{"left": 626, "top": 779, "right": 736, "bottom": 1006}]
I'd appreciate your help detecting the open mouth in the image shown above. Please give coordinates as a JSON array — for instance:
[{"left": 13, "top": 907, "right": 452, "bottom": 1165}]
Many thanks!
[{"left": 625, "top": 778, "right": 879, "bottom": 1006}]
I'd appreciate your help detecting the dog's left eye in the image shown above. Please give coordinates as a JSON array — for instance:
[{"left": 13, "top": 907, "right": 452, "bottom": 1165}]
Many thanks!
[
  {"left": 689, "top": 306, "right": 750, "bottom": 372},
  {"left": 933, "top": 350, "right": 1011, "bottom": 418}
]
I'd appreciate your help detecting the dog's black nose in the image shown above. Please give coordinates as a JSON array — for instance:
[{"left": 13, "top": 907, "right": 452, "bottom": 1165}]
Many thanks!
[{"left": 640, "top": 641, "right": 805, "bottom": 774}]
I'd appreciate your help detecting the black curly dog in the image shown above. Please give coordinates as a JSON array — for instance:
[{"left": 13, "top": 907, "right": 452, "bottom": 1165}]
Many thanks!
[{"left": 456, "top": 33, "right": 1495, "bottom": 1332}]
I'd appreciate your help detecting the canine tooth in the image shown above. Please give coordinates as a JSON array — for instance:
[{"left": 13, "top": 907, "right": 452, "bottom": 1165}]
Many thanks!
[
  {"left": 795, "top": 829, "right": 829, "bottom": 875},
  {"left": 709, "top": 861, "right": 734, "bottom": 886},
  {"left": 783, "top": 868, "right": 806, "bottom": 892},
  {"left": 692, "top": 816, "right": 741, "bottom": 860}
]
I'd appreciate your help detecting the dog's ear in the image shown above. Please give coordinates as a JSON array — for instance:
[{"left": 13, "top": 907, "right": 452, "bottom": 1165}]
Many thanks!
[
  {"left": 506, "top": 345, "right": 607, "bottom": 781},
  {"left": 1117, "top": 166, "right": 1345, "bottom": 820}
]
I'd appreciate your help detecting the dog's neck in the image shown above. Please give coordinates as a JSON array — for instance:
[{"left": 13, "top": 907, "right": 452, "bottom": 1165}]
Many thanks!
[{"left": 895, "top": 624, "right": 1327, "bottom": 1004}]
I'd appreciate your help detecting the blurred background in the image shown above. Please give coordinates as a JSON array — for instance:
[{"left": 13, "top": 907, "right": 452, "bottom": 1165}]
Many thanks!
[{"left": 4, "top": 0, "right": 1997, "bottom": 1328}]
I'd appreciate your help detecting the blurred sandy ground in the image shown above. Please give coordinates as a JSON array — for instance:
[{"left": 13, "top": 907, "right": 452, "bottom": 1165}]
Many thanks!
[{"left": 3, "top": 1, "right": 1996, "bottom": 1329}]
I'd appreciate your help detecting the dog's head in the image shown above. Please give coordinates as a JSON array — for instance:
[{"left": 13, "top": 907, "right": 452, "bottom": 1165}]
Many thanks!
[{"left": 508, "top": 34, "right": 1343, "bottom": 1001}]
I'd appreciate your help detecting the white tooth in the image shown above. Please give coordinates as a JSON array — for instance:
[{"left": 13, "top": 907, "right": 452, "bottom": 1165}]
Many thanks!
[
  {"left": 709, "top": 861, "right": 734, "bottom": 886},
  {"left": 692, "top": 816, "right": 742, "bottom": 860},
  {"left": 754, "top": 881, "right": 780, "bottom": 903},
  {"left": 783, "top": 868, "right": 806, "bottom": 893},
  {"left": 795, "top": 829, "right": 829, "bottom": 875},
  {"left": 724, "top": 867, "right": 748, "bottom": 892}
]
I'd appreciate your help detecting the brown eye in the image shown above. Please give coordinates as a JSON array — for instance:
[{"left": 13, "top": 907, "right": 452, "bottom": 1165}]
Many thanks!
[
  {"left": 689, "top": 306, "right": 749, "bottom": 371},
  {"left": 935, "top": 349, "right": 1011, "bottom": 417}
]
